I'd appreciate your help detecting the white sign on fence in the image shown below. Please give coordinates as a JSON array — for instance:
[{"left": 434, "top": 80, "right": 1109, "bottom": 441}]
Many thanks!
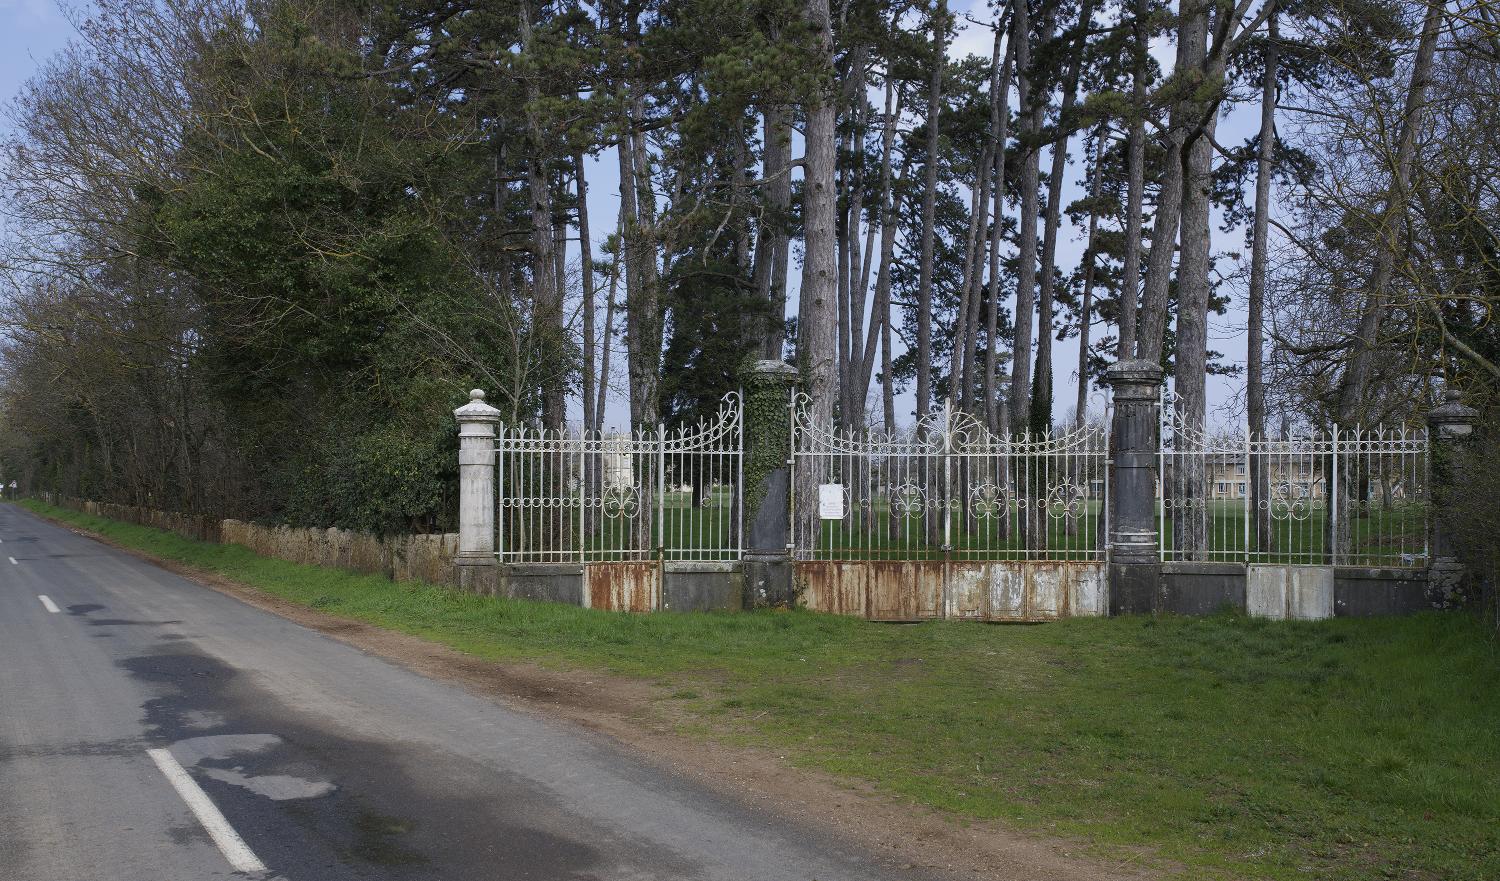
[{"left": 818, "top": 484, "right": 846, "bottom": 520}]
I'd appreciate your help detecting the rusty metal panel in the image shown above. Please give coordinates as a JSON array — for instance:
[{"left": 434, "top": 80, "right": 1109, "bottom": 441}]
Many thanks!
[
  {"left": 987, "top": 563, "right": 1027, "bottom": 620},
  {"left": 1067, "top": 563, "right": 1107, "bottom": 616},
  {"left": 868, "top": 561, "right": 943, "bottom": 621},
  {"left": 914, "top": 562, "right": 943, "bottom": 618},
  {"left": 796, "top": 562, "right": 868, "bottom": 617},
  {"left": 1029, "top": 563, "right": 1064, "bottom": 618},
  {"left": 946, "top": 562, "right": 988, "bottom": 619},
  {"left": 586, "top": 562, "right": 660, "bottom": 612}
]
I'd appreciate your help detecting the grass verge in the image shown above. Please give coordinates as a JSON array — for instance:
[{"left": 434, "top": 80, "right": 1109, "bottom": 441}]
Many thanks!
[{"left": 19, "top": 498, "right": 1500, "bottom": 880}]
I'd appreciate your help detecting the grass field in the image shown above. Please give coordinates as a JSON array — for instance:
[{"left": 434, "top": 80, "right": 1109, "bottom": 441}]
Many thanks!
[{"left": 19, "top": 498, "right": 1499, "bottom": 881}]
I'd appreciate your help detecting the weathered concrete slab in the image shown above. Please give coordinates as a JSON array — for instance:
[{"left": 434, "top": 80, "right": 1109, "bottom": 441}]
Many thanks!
[
  {"left": 1248, "top": 565, "right": 1333, "bottom": 620},
  {"left": 1030, "top": 563, "right": 1063, "bottom": 617},
  {"left": 1068, "top": 563, "right": 1107, "bottom": 617},
  {"left": 1334, "top": 567, "right": 1432, "bottom": 616},
  {"left": 987, "top": 563, "right": 1027, "bottom": 620},
  {"left": 945, "top": 562, "right": 988, "bottom": 619},
  {"left": 504, "top": 563, "right": 585, "bottom": 605},
  {"left": 664, "top": 562, "right": 743, "bottom": 612},
  {"left": 1161, "top": 562, "right": 1247, "bottom": 615},
  {"left": 1289, "top": 566, "right": 1334, "bottom": 620}
]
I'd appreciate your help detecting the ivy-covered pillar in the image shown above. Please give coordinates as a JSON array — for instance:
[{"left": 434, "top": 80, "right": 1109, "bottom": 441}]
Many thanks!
[
  {"left": 454, "top": 389, "right": 501, "bottom": 595},
  {"left": 1426, "top": 388, "right": 1478, "bottom": 606},
  {"left": 1104, "top": 359, "right": 1164, "bottom": 614},
  {"left": 742, "top": 360, "right": 799, "bottom": 607}
]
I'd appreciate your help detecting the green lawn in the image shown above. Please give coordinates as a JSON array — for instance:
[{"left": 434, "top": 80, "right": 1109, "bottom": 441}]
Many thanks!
[{"left": 18, "top": 498, "right": 1499, "bottom": 881}]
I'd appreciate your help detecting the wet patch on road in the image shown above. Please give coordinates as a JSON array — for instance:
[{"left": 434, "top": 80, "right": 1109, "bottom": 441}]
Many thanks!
[{"left": 116, "top": 647, "right": 630, "bottom": 880}]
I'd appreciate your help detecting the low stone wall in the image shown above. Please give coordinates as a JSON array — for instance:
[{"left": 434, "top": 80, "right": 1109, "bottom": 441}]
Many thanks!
[
  {"left": 35, "top": 493, "right": 459, "bottom": 588},
  {"left": 39, "top": 492, "right": 222, "bottom": 544}
]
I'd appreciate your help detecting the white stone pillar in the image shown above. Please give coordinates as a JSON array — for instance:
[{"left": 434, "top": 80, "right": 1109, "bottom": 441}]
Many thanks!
[{"left": 454, "top": 389, "right": 501, "bottom": 594}]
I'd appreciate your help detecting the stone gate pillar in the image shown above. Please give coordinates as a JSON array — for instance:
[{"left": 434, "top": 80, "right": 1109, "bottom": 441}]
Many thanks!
[
  {"left": 741, "top": 360, "right": 799, "bottom": 607},
  {"left": 1104, "top": 360, "right": 1164, "bottom": 614},
  {"left": 1426, "top": 388, "right": 1478, "bottom": 605},
  {"left": 454, "top": 389, "right": 501, "bottom": 594}
]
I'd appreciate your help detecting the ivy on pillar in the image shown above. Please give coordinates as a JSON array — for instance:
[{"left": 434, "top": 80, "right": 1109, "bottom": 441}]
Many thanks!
[
  {"left": 454, "top": 389, "right": 501, "bottom": 595},
  {"left": 1426, "top": 388, "right": 1478, "bottom": 607},
  {"left": 742, "top": 360, "right": 799, "bottom": 607},
  {"left": 1103, "top": 359, "right": 1164, "bottom": 614}
]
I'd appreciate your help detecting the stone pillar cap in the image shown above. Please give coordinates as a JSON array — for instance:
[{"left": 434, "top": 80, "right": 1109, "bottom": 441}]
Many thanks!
[
  {"left": 1427, "top": 388, "right": 1478, "bottom": 429},
  {"left": 751, "top": 359, "right": 799, "bottom": 378},
  {"left": 1103, "top": 359, "right": 1164, "bottom": 385},
  {"left": 454, "top": 388, "right": 502, "bottom": 422}
]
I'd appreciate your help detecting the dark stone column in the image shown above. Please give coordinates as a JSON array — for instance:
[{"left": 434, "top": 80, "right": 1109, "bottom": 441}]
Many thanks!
[
  {"left": 1104, "top": 360, "right": 1164, "bottom": 614},
  {"left": 741, "top": 360, "right": 799, "bottom": 607},
  {"left": 1426, "top": 389, "right": 1478, "bottom": 606}
]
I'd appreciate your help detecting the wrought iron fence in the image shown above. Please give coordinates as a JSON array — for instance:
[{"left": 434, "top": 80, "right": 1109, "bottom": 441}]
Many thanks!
[
  {"left": 496, "top": 393, "right": 743, "bottom": 563},
  {"left": 1159, "top": 390, "right": 1428, "bottom": 566},
  {"left": 791, "top": 398, "right": 1109, "bottom": 561}
]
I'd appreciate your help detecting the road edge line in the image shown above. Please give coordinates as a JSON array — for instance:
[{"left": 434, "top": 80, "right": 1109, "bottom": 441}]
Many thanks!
[{"left": 146, "top": 747, "right": 268, "bottom": 874}]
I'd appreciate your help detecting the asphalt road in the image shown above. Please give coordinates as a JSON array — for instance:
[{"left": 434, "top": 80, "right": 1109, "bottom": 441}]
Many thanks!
[{"left": 0, "top": 504, "right": 953, "bottom": 881}]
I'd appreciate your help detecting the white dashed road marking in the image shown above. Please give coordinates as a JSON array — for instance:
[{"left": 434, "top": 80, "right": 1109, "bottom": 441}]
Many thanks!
[
  {"left": 37, "top": 595, "right": 60, "bottom": 614},
  {"left": 147, "top": 748, "right": 268, "bottom": 874}
]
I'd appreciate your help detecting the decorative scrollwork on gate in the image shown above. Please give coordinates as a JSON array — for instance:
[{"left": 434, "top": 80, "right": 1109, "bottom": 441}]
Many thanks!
[
  {"left": 791, "top": 395, "right": 1108, "bottom": 561},
  {"left": 600, "top": 484, "right": 639, "bottom": 520},
  {"left": 889, "top": 482, "right": 927, "bottom": 517},
  {"left": 1048, "top": 479, "right": 1088, "bottom": 518},
  {"left": 969, "top": 482, "right": 1006, "bottom": 519}
]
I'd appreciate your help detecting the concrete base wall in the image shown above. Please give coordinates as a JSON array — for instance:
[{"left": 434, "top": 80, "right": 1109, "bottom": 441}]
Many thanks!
[
  {"left": 502, "top": 564, "right": 585, "bottom": 605},
  {"left": 1334, "top": 567, "right": 1435, "bottom": 616},
  {"left": 1142, "top": 561, "right": 1437, "bottom": 621},
  {"left": 1160, "top": 562, "right": 1247, "bottom": 615},
  {"left": 664, "top": 563, "right": 743, "bottom": 612}
]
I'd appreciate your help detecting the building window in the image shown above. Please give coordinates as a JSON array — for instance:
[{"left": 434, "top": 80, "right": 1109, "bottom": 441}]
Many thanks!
[
  {"left": 1235, "top": 463, "right": 1246, "bottom": 476},
  {"left": 1216, "top": 482, "right": 1230, "bottom": 495},
  {"left": 1237, "top": 482, "right": 1247, "bottom": 496}
]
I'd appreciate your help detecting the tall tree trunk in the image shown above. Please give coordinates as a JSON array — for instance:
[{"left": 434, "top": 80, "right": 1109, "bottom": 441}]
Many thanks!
[
  {"left": 1116, "top": 0, "right": 1149, "bottom": 359},
  {"left": 1333, "top": 0, "right": 1443, "bottom": 424},
  {"left": 1133, "top": 42, "right": 1189, "bottom": 364},
  {"left": 629, "top": 95, "right": 662, "bottom": 427},
  {"left": 755, "top": 103, "right": 793, "bottom": 359},
  {"left": 855, "top": 80, "right": 904, "bottom": 413},
  {"left": 1033, "top": 0, "right": 1092, "bottom": 434},
  {"left": 881, "top": 302, "right": 897, "bottom": 432},
  {"left": 984, "top": 15, "right": 1015, "bottom": 433},
  {"left": 597, "top": 217, "right": 621, "bottom": 432},
  {"left": 842, "top": 57, "right": 871, "bottom": 424},
  {"left": 1008, "top": 0, "right": 1041, "bottom": 432},
  {"left": 577, "top": 153, "right": 597, "bottom": 434},
  {"left": 950, "top": 144, "right": 991, "bottom": 407},
  {"left": 914, "top": 0, "right": 948, "bottom": 419},
  {"left": 1074, "top": 125, "right": 1107, "bottom": 427},
  {"left": 1247, "top": 14, "right": 1276, "bottom": 551},
  {"left": 796, "top": 0, "right": 840, "bottom": 546},
  {"left": 1172, "top": 0, "right": 1213, "bottom": 560},
  {"left": 519, "top": 0, "right": 563, "bottom": 430}
]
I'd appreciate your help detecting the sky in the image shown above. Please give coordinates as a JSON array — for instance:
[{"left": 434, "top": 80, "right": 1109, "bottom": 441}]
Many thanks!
[{"left": 0, "top": 0, "right": 1258, "bottom": 432}]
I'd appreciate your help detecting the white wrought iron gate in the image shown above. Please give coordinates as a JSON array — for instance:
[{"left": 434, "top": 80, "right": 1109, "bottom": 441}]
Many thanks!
[{"left": 790, "top": 398, "right": 1109, "bottom": 621}]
